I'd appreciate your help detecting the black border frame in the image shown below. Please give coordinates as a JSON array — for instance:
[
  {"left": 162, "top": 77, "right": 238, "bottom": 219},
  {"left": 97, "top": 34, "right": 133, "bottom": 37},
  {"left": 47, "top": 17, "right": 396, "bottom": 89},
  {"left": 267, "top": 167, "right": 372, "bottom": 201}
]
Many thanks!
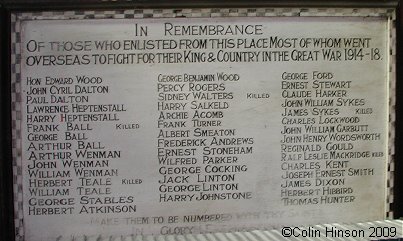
[
  {"left": 394, "top": 0, "right": 403, "bottom": 222},
  {"left": 1, "top": 0, "right": 401, "bottom": 10},
  {"left": 0, "top": 2, "right": 401, "bottom": 241},
  {"left": 1, "top": 2, "right": 15, "bottom": 241}
]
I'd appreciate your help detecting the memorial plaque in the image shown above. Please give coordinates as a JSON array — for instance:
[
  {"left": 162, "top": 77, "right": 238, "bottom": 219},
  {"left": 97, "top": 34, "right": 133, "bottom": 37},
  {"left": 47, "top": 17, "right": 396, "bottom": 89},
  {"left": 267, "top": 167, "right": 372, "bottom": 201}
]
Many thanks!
[{"left": 11, "top": 8, "right": 395, "bottom": 241}]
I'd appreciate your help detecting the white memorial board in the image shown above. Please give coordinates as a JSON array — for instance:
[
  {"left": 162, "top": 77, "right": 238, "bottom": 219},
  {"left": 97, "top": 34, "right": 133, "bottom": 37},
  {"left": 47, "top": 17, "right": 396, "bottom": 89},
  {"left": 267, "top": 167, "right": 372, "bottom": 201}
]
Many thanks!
[{"left": 18, "top": 16, "right": 390, "bottom": 240}]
